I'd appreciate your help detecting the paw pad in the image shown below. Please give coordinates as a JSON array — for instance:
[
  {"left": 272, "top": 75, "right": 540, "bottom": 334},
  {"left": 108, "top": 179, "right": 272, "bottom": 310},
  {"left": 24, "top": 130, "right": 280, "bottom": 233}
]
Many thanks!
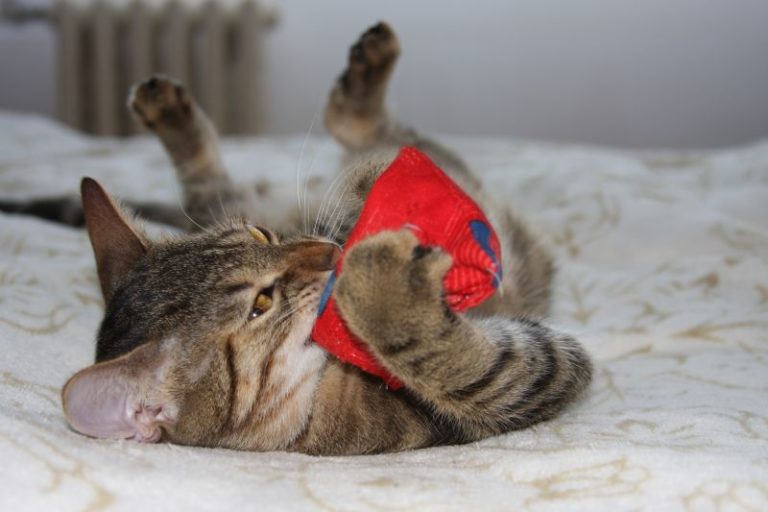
[{"left": 128, "top": 75, "right": 191, "bottom": 130}]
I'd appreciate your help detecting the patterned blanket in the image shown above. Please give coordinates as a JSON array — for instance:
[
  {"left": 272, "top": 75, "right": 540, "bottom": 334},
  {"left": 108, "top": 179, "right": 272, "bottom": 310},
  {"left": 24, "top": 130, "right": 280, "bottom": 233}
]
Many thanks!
[{"left": 1, "top": 111, "right": 766, "bottom": 511}]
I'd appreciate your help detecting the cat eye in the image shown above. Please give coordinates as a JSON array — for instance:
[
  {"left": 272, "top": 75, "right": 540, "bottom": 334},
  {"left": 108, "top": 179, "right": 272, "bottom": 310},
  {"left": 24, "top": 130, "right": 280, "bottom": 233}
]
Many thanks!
[
  {"left": 248, "top": 225, "right": 271, "bottom": 245},
  {"left": 248, "top": 285, "right": 274, "bottom": 320}
]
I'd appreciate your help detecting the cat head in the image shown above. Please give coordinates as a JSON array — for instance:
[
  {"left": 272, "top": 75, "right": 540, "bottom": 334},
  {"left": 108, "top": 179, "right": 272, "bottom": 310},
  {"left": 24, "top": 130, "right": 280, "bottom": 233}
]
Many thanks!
[{"left": 62, "top": 178, "right": 339, "bottom": 448}]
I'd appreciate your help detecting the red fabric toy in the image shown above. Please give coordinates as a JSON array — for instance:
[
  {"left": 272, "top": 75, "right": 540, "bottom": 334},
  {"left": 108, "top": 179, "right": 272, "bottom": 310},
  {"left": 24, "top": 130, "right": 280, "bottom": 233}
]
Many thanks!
[{"left": 311, "top": 147, "right": 502, "bottom": 389}]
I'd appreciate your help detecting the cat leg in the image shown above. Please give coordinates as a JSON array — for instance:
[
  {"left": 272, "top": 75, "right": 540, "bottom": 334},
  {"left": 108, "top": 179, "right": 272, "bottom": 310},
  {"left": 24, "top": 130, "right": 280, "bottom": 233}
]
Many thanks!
[
  {"left": 325, "top": 23, "right": 462, "bottom": 161},
  {"left": 334, "top": 229, "right": 592, "bottom": 439},
  {"left": 326, "top": 22, "right": 480, "bottom": 193},
  {"left": 325, "top": 22, "right": 401, "bottom": 151},
  {"left": 129, "top": 76, "right": 244, "bottom": 230},
  {"left": 0, "top": 195, "right": 191, "bottom": 229},
  {"left": 327, "top": 23, "right": 552, "bottom": 317}
]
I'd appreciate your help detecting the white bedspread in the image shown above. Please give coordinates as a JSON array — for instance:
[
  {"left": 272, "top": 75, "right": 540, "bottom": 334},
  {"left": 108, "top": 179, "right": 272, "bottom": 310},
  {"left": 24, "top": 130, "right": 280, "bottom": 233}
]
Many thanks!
[{"left": 1, "top": 111, "right": 766, "bottom": 511}]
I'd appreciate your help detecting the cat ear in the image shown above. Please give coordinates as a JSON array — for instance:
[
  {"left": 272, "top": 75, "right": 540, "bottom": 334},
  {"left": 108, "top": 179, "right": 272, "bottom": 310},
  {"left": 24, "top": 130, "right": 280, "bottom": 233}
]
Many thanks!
[
  {"left": 81, "top": 177, "right": 148, "bottom": 302},
  {"left": 62, "top": 342, "right": 177, "bottom": 442}
]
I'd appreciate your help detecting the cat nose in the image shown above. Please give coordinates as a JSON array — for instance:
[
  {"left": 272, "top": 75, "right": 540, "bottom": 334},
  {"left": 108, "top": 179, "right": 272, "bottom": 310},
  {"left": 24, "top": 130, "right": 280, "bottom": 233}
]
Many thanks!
[
  {"left": 327, "top": 244, "right": 342, "bottom": 268},
  {"left": 289, "top": 241, "right": 341, "bottom": 272}
]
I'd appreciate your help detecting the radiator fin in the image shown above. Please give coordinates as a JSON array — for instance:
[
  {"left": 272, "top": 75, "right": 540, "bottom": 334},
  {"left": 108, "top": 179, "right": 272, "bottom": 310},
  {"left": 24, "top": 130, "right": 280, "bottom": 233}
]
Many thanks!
[{"left": 54, "top": 0, "right": 277, "bottom": 136}]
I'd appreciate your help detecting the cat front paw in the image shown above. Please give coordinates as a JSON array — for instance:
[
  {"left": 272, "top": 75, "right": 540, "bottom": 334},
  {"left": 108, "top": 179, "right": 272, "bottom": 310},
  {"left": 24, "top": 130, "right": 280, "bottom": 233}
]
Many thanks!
[
  {"left": 128, "top": 75, "right": 193, "bottom": 131},
  {"left": 334, "top": 229, "right": 453, "bottom": 349}
]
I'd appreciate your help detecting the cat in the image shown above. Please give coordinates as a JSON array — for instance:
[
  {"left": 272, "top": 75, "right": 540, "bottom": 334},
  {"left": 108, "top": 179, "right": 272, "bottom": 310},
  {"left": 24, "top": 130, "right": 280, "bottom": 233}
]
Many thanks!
[{"left": 7, "top": 22, "right": 593, "bottom": 455}]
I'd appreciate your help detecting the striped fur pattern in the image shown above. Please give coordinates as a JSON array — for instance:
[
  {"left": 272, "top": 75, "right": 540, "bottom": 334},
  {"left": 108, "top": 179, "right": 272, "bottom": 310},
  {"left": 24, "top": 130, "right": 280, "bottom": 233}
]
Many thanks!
[{"left": 55, "top": 22, "right": 592, "bottom": 455}]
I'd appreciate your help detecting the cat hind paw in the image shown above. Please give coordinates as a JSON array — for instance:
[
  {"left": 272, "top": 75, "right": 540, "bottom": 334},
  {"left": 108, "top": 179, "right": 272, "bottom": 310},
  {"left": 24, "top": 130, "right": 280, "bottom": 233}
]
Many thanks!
[{"left": 128, "top": 75, "right": 193, "bottom": 131}]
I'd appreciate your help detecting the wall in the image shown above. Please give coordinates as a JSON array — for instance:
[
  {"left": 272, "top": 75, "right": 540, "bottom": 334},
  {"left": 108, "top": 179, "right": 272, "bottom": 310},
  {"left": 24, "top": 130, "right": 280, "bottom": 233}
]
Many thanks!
[
  {"left": 0, "top": 19, "right": 55, "bottom": 117},
  {"left": 2, "top": 0, "right": 768, "bottom": 148}
]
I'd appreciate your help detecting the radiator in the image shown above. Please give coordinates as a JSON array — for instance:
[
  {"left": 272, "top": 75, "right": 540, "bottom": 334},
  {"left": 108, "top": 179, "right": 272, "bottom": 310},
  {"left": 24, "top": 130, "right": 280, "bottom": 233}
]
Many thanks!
[{"left": 51, "top": 0, "right": 278, "bottom": 136}]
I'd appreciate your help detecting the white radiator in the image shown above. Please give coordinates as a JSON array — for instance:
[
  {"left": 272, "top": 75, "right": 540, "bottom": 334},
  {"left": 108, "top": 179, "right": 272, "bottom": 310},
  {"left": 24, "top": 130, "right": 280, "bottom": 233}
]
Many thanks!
[{"left": 52, "top": 0, "right": 278, "bottom": 136}]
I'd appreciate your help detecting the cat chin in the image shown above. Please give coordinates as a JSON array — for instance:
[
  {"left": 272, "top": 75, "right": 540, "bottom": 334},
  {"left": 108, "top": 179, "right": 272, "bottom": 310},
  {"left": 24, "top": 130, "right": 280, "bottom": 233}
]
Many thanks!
[{"left": 284, "top": 304, "right": 322, "bottom": 352}]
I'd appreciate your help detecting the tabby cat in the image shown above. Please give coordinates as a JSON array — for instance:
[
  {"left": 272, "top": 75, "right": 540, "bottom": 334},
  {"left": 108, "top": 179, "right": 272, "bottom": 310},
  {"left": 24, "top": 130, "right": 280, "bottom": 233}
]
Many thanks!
[{"left": 14, "top": 23, "right": 593, "bottom": 455}]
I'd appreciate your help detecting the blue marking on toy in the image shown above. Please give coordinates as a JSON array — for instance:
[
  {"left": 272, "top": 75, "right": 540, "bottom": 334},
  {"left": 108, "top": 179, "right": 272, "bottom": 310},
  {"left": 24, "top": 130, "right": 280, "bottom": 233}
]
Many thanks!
[
  {"left": 470, "top": 220, "right": 502, "bottom": 288},
  {"left": 318, "top": 270, "right": 336, "bottom": 316}
]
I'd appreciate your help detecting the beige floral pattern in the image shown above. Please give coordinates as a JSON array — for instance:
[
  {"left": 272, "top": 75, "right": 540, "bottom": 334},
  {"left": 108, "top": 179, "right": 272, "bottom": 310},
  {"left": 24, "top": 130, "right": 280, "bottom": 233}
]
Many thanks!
[{"left": 0, "top": 111, "right": 766, "bottom": 511}]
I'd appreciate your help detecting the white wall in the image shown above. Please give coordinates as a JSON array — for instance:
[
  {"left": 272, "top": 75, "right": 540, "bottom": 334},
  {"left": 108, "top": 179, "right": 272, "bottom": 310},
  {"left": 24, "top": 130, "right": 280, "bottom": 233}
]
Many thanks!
[
  {"left": 2, "top": 0, "right": 768, "bottom": 148},
  {"left": 0, "top": 20, "right": 55, "bottom": 117}
]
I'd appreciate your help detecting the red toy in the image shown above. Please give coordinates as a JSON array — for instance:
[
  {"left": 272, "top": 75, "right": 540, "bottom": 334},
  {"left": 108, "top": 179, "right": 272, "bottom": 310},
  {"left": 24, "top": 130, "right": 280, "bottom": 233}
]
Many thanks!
[{"left": 311, "top": 147, "right": 502, "bottom": 389}]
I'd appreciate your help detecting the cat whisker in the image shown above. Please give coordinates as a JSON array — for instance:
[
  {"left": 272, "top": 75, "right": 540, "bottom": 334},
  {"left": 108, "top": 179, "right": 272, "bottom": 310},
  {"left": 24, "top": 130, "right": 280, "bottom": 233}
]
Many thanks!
[
  {"left": 311, "top": 158, "right": 361, "bottom": 237},
  {"left": 323, "top": 180, "right": 357, "bottom": 242},
  {"left": 296, "top": 104, "right": 321, "bottom": 234},
  {"left": 325, "top": 204, "right": 351, "bottom": 242},
  {"left": 313, "top": 180, "right": 345, "bottom": 238},
  {"left": 273, "top": 305, "right": 303, "bottom": 327},
  {"left": 216, "top": 187, "right": 231, "bottom": 222},
  {"left": 312, "top": 177, "right": 338, "bottom": 236},
  {"left": 317, "top": 166, "right": 359, "bottom": 241},
  {"left": 174, "top": 186, "right": 212, "bottom": 234},
  {"left": 302, "top": 138, "right": 325, "bottom": 235},
  {"left": 321, "top": 149, "right": 390, "bottom": 241},
  {"left": 274, "top": 292, "right": 322, "bottom": 327},
  {"left": 206, "top": 205, "right": 221, "bottom": 227}
]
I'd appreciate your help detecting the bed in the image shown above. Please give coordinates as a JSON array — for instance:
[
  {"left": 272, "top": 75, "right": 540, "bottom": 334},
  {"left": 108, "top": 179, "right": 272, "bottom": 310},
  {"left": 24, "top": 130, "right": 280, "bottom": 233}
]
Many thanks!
[{"left": 1, "top": 110, "right": 766, "bottom": 511}]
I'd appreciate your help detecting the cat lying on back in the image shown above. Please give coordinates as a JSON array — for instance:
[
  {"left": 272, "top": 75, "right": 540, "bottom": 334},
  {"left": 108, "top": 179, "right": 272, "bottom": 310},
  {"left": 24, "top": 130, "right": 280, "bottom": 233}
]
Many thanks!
[{"left": 15, "top": 23, "right": 593, "bottom": 455}]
